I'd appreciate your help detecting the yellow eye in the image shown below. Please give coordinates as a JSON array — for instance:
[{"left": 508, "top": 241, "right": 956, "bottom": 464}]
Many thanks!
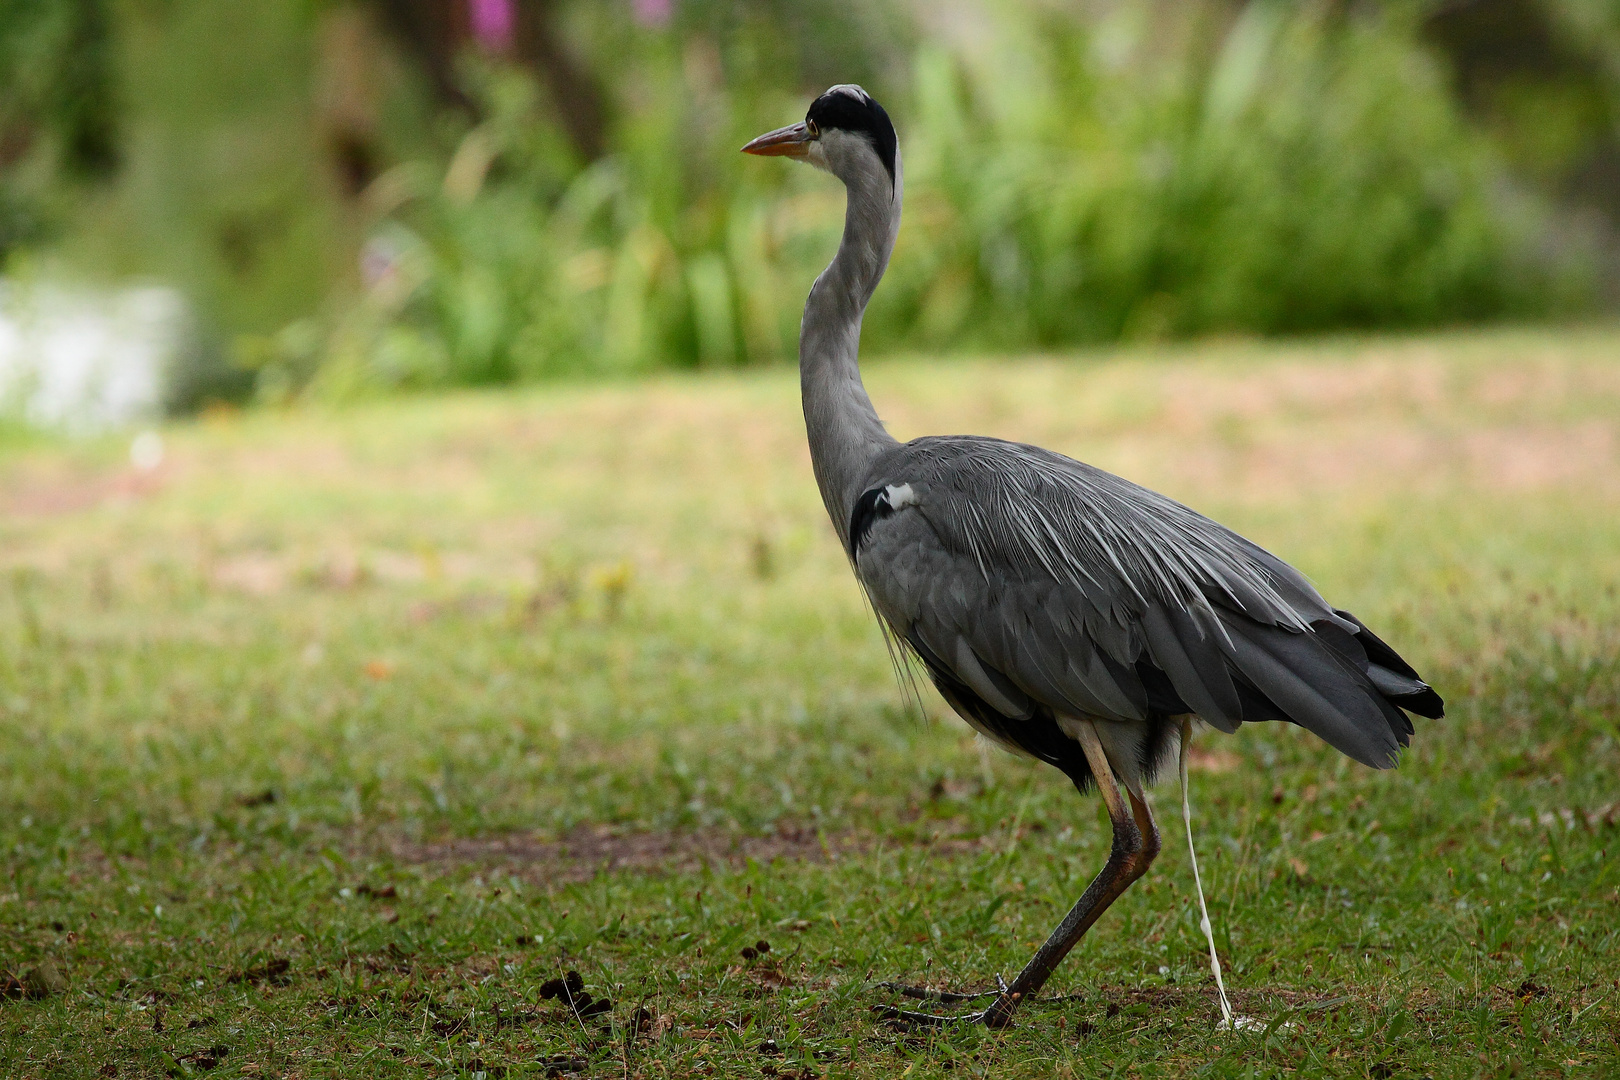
[{"left": 806, "top": 120, "right": 820, "bottom": 138}]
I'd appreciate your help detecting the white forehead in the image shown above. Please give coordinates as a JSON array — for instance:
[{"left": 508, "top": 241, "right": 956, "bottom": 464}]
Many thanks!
[{"left": 822, "top": 83, "right": 870, "bottom": 102}]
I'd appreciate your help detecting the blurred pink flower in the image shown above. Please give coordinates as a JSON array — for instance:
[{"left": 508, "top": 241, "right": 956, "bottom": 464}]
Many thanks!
[
  {"left": 469, "top": 0, "right": 514, "bottom": 51},
  {"left": 634, "top": 0, "right": 672, "bottom": 27}
]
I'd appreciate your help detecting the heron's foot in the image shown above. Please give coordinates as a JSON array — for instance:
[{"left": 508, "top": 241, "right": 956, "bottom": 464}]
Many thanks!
[
  {"left": 870, "top": 979, "right": 1000, "bottom": 1005},
  {"left": 870, "top": 995, "right": 1018, "bottom": 1029},
  {"left": 871, "top": 975, "right": 1018, "bottom": 1029}
]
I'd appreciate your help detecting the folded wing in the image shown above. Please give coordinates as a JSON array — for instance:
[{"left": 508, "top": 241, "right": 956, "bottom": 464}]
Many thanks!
[{"left": 851, "top": 436, "right": 1442, "bottom": 772}]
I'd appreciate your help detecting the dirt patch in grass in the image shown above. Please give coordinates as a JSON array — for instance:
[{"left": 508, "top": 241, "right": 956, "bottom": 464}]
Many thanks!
[
  {"left": 386, "top": 822, "right": 988, "bottom": 883},
  {"left": 0, "top": 461, "right": 162, "bottom": 519}
]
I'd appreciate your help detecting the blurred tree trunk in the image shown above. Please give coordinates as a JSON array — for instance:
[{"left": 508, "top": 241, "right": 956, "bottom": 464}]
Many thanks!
[
  {"left": 513, "top": 0, "right": 606, "bottom": 162},
  {"left": 373, "top": 0, "right": 477, "bottom": 117},
  {"left": 317, "top": 7, "right": 386, "bottom": 199},
  {"left": 371, "top": 0, "right": 607, "bottom": 162},
  {"left": 54, "top": 0, "right": 119, "bottom": 178},
  {"left": 1424, "top": 0, "right": 1620, "bottom": 222}
]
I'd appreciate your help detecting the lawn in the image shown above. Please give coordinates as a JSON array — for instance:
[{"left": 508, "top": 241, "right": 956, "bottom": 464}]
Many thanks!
[{"left": 2, "top": 327, "right": 1618, "bottom": 1079}]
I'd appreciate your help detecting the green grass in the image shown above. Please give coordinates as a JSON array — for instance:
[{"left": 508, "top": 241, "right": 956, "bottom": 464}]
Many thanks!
[{"left": 3, "top": 326, "right": 1619, "bottom": 1078}]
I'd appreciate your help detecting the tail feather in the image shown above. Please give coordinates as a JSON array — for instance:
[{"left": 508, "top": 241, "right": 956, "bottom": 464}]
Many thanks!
[{"left": 1220, "top": 617, "right": 1406, "bottom": 768}]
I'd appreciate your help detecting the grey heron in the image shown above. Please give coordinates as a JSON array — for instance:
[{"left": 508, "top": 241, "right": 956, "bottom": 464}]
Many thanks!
[{"left": 743, "top": 85, "right": 1443, "bottom": 1028}]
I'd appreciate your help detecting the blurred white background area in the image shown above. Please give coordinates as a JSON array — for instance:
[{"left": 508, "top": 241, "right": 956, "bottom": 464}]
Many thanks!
[{"left": 0, "top": 283, "right": 185, "bottom": 432}]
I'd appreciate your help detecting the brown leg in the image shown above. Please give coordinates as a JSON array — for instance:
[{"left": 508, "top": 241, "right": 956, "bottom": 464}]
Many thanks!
[
  {"left": 874, "top": 719, "right": 1160, "bottom": 1028},
  {"left": 1127, "top": 786, "right": 1162, "bottom": 876}
]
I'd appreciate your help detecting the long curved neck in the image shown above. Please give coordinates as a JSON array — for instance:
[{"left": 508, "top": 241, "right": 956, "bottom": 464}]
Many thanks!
[{"left": 801, "top": 152, "right": 903, "bottom": 543}]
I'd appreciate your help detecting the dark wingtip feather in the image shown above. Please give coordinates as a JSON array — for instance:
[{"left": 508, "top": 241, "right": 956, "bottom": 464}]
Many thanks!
[
  {"left": 1334, "top": 608, "right": 1445, "bottom": 720},
  {"left": 1389, "top": 685, "right": 1445, "bottom": 720},
  {"left": 1335, "top": 609, "right": 1421, "bottom": 677}
]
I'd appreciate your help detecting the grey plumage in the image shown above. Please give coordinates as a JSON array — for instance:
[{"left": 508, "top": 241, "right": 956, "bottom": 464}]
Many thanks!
[
  {"left": 744, "top": 84, "right": 1442, "bottom": 1029},
  {"left": 853, "top": 435, "right": 1436, "bottom": 779}
]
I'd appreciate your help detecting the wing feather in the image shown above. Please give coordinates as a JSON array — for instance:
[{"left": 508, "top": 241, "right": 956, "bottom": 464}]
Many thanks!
[
  {"left": 1141, "top": 605, "right": 1241, "bottom": 732},
  {"left": 850, "top": 435, "right": 1441, "bottom": 769}
]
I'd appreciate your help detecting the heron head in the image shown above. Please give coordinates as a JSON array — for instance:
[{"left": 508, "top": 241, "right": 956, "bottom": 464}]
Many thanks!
[{"left": 742, "top": 85, "right": 897, "bottom": 189}]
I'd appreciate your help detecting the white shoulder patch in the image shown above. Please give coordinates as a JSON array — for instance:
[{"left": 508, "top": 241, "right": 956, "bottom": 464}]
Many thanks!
[{"left": 884, "top": 482, "right": 918, "bottom": 510}]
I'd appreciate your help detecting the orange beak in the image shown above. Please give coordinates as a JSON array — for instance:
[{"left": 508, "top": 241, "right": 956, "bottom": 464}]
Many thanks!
[{"left": 741, "top": 121, "right": 814, "bottom": 158}]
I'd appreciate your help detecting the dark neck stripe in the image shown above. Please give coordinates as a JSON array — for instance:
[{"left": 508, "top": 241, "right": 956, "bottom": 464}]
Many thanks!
[{"left": 849, "top": 485, "right": 892, "bottom": 553}]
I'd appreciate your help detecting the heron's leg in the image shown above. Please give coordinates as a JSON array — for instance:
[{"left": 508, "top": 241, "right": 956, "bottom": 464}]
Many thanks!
[
  {"left": 874, "top": 720, "right": 1155, "bottom": 1029},
  {"left": 971, "top": 720, "right": 1148, "bottom": 1026},
  {"left": 1127, "top": 785, "right": 1162, "bottom": 876}
]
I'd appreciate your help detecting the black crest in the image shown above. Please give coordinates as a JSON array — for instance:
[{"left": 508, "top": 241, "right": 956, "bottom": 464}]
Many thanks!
[{"left": 807, "top": 87, "right": 897, "bottom": 185}]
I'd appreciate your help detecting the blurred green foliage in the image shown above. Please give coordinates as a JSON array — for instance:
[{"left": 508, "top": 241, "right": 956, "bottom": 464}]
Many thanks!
[
  {"left": 1, "top": 0, "right": 1615, "bottom": 401},
  {"left": 0, "top": 0, "right": 117, "bottom": 256},
  {"left": 1424, "top": 0, "right": 1620, "bottom": 217},
  {"left": 307, "top": 0, "right": 912, "bottom": 391},
  {"left": 874, "top": 2, "right": 1573, "bottom": 349}
]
